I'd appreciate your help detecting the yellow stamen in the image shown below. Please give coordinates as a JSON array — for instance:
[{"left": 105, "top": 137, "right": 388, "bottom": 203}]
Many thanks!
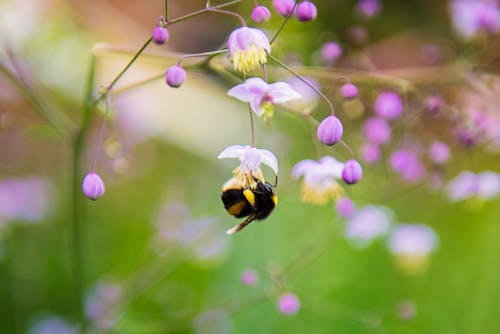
[
  {"left": 301, "top": 181, "right": 344, "bottom": 205},
  {"left": 232, "top": 45, "right": 268, "bottom": 74}
]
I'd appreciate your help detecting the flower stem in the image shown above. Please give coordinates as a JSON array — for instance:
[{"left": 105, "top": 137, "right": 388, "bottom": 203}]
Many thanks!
[
  {"left": 164, "top": 0, "right": 168, "bottom": 19},
  {"left": 268, "top": 54, "right": 336, "bottom": 114},
  {"left": 249, "top": 105, "right": 255, "bottom": 147},
  {"left": 177, "top": 49, "right": 228, "bottom": 66},
  {"left": 270, "top": 2, "right": 297, "bottom": 45},
  {"left": 207, "top": 7, "right": 247, "bottom": 26},
  {"left": 168, "top": 0, "right": 243, "bottom": 25}
]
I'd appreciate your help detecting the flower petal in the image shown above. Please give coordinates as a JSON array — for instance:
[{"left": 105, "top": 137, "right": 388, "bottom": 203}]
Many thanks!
[
  {"left": 242, "top": 147, "right": 263, "bottom": 171},
  {"left": 259, "top": 148, "right": 279, "bottom": 174},
  {"left": 250, "top": 96, "right": 265, "bottom": 116},
  {"left": 291, "top": 159, "right": 317, "bottom": 179},
  {"left": 268, "top": 82, "right": 302, "bottom": 104},
  {"left": 319, "top": 156, "right": 345, "bottom": 179},
  {"left": 228, "top": 78, "right": 268, "bottom": 103},
  {"left": 218, "top": 145, "right": 250, "bottom": 159}
]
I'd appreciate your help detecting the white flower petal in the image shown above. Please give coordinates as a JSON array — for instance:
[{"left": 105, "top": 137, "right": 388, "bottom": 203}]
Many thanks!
[
  {"left": 259, "top": 149, "right": 279, "bottom": 174},
  {"left": 291, "top": 159, "right": 317, "bottom": 179},
  {"left": 218, "top": 145, "right": 249, "bottom": 159},
  {"left": 268, "top": 82, "right": 302, "bottom": 104},
  {"left": 319, "top": 156, "right": 345, "bottom": 179}
]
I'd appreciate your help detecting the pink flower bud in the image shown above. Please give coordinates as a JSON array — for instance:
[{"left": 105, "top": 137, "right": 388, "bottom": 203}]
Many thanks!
[
  {"left": 335, "top": 197, "right": 356, "bottom": 218},
  {"left": 251, "top": 5, "right": 271, "bottom": 24},
  {"left": 152, "top": 26, "right": 169, "bottom": 45},
  {"left": 273, "top": 0, "right": 296, "bottom": 17},
  {"left": 429, "top": 141, "right": 450, "bottom": 164},
  {"left": 342, "top": 160, "right": 363, "bottom": 185},
  {"left": 296, "top": 1, "right": 317, "bottom": 22},
  {"left": 277, "top": 293, "right": 300, "bottom": 315},
  {"left": 374, "top": 91, "right": 403, "bottom": 120},
  {"left": 321, "top": 41, "right": 342, "bottom": 64},
  {"left": 317, "top": 115, "right": 343, "bottom": 146},
  {"left": 341, "top": 83, "right": 358, "bottom": 99},
  {"left": 165, "top": 65, "right": 186, "bottom": 88},
  {"left": 363, "top": 117, "right": 391, "bottom": 145},
  {"left": 241, "top": 269, "right": 259, "bottom": 286},
  {"left": 82, "top": 172, "right": 105, "bottom": 200}
]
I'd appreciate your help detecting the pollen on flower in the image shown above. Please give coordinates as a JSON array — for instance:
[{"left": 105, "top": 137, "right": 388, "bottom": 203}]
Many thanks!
[
  {"left": 232, "top": 45, "right": 268, "bottom": 74},
  {"left": 301, "top": 180, "right": 344, "bottom": 205}
]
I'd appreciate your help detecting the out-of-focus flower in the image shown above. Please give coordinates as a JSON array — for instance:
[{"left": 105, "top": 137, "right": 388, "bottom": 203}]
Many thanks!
[
  {"left": 251, "top": 5, "right": 271, "bottom": 24},
  {"left": 335, "top": 197, "right": 356, "bottom": 218},
  {"left": 241, "top": 268, "right": 259, "bottom": 286},
  {"left": 82, "top": 172, "right": 105, "bottom": 200},
  {"left": 345, "top": 205, "right": 392, "bottom": 248},
  {"left": 341, "top": 83, "right": 358, "bottom": 99},
  {"left": 283, "top": 76, "right": 320, "bottom": 114},
  {"left": 227, "top": 27, "right": 271, "bottom": 74},
  {"left": 397, "top": 300, "right": 417, "bottom": 321},
  {"left": 360, "top": 142, "right": 381, "bottom": 164},
  {"left": 292, "top": 156, "right": 345, "bottom": 205},
  {"left": 227, "top": 78, "right": 301, "bottom": 118},
  {"left": 450, "top": 0, "right": 500, "bottom": 40},
  {"left": 374, "top": 92, "right": 403, "bottom": 120},
  {"left": 155, "top": 202, "right": 229, "bottom": 261},
  {"left": 424, "top": 95, "right": 444, "bottom": 115},
  {"left": 165, "top": 65, "right": 186, "bottom": 88},
  {"left": 355, "top": 0, "right": 382, "bottom": 19},
  {"left": 296, "top": 1, "right": 317, "bottom": 22},
  {"left": 363, "top": 117, "right": 391, "bottom": 145},
  {"left": 447, "top": 171, "right": 500, "bottom": 201},
  {"left": 218, "top": 145, "right": 278, "bottom": 189},
  {"left": 152, "top": 26, "right": 169, "bottom": 44},
  {"left": 85, "top": 281, "right": 122, "bottom": 330},
  {"left": 388, "top": 224, "right": 438, "bottom": 274},
  {"left": 317, "top": 115, "right": 343, "bottom": 146},
  {"left": 429, "top": 141, "right": 450, "bottom": 164},
  {"left": 277, "top": 293, "right": 300, "bottom": 315},
  {"left": 342, "top": 159, "right": 363, "bottom": 185},
  {"left": 194, "top": 309, "right": 232, "bottom": 334},
  {"left": 29, "top": 316, "right": 77, "bottom": 334},
  {"left": 390, "top": 149, "right": 425, "bottom": 182},
  {"left": 347, "top": 25, "right": 369, "bottom": 45},
  {"left": 273, "top": 0, "right": 296, "bottom": 17},
  {"left": 320, "top": 41, "right": 342, "bottom": 65},
  {"left": 0, "top": 177, "right": 52, "bottom": 223}
]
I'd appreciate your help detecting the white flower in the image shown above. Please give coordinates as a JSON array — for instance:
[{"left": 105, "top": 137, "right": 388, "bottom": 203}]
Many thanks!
[
  {"left": 388, "top": 224, "right": 438, "bottom": 257},
  {"left": 291, "top": 156, "right": 345, "bottom": 205},
  {"left": 227, "top": 27, "right": 271, "bottom": 74},
  {"left": 345, "top": 205, "right": 392, "bottom": 247},
  {"left": 227, "top": 77, "right": 301, "bottom": 117}
]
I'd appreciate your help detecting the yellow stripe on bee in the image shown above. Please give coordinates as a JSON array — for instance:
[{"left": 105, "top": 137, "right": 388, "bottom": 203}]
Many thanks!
[
  {"left": 272, "top": 195, "right": 278, "bottom": 206},
  {"left": 227, "top": 201, "right": 247, "bottom": 216},
  {"left": 243, "top": 189, "right": 255, "bottom": 206}
]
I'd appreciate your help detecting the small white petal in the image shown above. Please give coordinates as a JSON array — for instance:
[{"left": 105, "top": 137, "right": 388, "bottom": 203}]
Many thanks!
[
  {"left": 291, "top": 159, "right": 317, "bottom": 179},
  {"left": 319, "top": 156, "right": 345, "bottom": 179},
  {"left": 218, "top": 145, "right": 249, "bottom": 159},
  {"left": 268, "top": 82, "right": 302, "bottom": 104},
  {"left": 259, "top": 149, "right": 279, "bottom": 174}
]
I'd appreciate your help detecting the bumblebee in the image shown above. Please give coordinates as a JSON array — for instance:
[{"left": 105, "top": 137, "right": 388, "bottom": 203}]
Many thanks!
[{"left": 221, "top": 177, "right": 277, "bottom": 234}]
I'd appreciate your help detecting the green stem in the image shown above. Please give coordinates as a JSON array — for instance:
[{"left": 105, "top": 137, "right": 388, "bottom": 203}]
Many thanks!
[
  {"left": 164, "top": 0, "right": 168, "bottom": 19},
  {"left": 168, "top": 0, "right": 243, "bottom": 25},
  {"left": 177, "top": 48, "right": 228, "bottom": 65},
  {"left": 270, "top": 2, "right": 297, "bottom": 45},
  {"left": 268, "top": 54, "right": 336, "bottom": 114}
]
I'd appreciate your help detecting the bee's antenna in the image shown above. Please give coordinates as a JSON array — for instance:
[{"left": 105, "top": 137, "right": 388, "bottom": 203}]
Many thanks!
[{"left": 271, "top": 175, "right": 278, "bottom": 187}]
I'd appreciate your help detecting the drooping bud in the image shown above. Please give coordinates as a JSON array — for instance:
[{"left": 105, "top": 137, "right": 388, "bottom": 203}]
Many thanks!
[
  {"left": 317, "top": 115, "right": 343, "bottom": 146},
  {"left": 273, "top": 0, "right": 296, "bottom": 17},
  {"left": 341, "top": 83, "right": 358, "bottom": 99},
  {"left": 296, "top": 1, "right": 317, "bottom": 22},
  {"left": 165, "top": 65, "right": 186, "bottom": 88},
  {"left": 321, "top": 41, "right": 342, "bottom": 64},
  {"left": 152, "top": 26, "right": 169, "bottom": 45},
  {"left": 82, "top": 172, "right": 105, "bottom": 200},
  {"left": 251, "top": 5, "right": 271, "bottom": 24},
  {"left": 342, "top": 160, "right": 363, "bottom": 185}
]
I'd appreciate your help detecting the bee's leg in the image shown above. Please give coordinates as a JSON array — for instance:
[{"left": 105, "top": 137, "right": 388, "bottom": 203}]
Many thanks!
[{"left": 226, "top": 215, "right": 255, "bottom": 235}]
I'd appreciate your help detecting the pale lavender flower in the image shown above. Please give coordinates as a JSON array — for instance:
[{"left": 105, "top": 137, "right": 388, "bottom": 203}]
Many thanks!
[
  {"left": 227, "top": 27, "right": 271, "bottom": 74},
  {"left": 450, "top": 0, "right": 500, "bottom": 40},
  {"left": 321, "top": 41, "right": 342, "bottom": 65},
  {"left": 296, "top": 1, "right": 317, "bottom": 22},
  {"left": 447, "top": 171, "right": 479, "bottom": 201},
  {"left": 241, "top": 268, "right": 259, "bottom": 286},
  {"left": 374, "top": 92, "right": 403, "bottom": 120},
  {"left": 317, "top": 115, "right": 343, "bottom": 146},
  {"left": 251, "top": 5, "right": 271, "bottom": 24},
  {"left": 219, "top": 144, "right": 278, "bottom": 177},
  {"left": 390, "top": 149, "right": 425, "bottom": 182},
  {"left": 345, "top": 205, "right": 392, "bottom": 247},
  {"left": 165, "top": 65, "right": 186, "bottom": 88},
  {"left": 335, "top": 197, "right": 356, "bottom": 218},
  {"left": 429, "top": 141, "right": 450, "bottom": 164},
  {"left": 152, "top": 26, "right": 169, "bottom": 44},
  {"left": 477, "top": 171, "right": 500, "bottom": 199},
  {"left": 363, "top": 117, "right": 391, "bottom": 145},
  {"left": 292, "top": 156, "right": 345, "bottom": 205},
  {"left": 227, "top": 77, "right": 301, "bottom": 117},
  {"left": 424, "top": 95, "right": 444, "bottom": 115},
  {"left": 283, "top": 76, "right": 319, "bottom": 114},
  {"left": 360, "top": 142, "right": 381, "bottom": 164},
  {"left": 277, "top": 293, "right": 300, "bottom": 315},
  {"left": 82, "top": 172, "right": 105, "bottom": 200},
  {"left": 355, "top": 0, "right": 382, "bottom": 19},
  {"left": 388, "top": 224, "right": 438, "bottom": 257},
  {"left": 85, "top": 281, "right": 122, "bottom": 330},
  {"left": 341, "top": 83, "right": 358, "bottom": 99},
  {"left": 29, "top": 316, "right": 77, "bottom": 334},
  {"left": 342, "top": 159, "right": 363, "bottom": 185},
  {"left": 273, "top": 0, "right": 296, "bottom": 17}
]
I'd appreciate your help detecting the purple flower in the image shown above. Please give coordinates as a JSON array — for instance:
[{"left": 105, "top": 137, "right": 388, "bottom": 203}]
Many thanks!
[
  {"left": 273, "top": 0, "right": 296, "bottom": 17},
  {"left": 345, "top": 205, "right": 391, "bottom": 247},
  {"left": 355, "top": 0, "right": 382, "bottom": 19},
  {"left": 341, "top": 83, "right": 358, "bottom": 99},
  {"left": 424, "top": 95, "right": 444, "bottom": 115},
  {"left": 296, "top": 1, "right": 317, "bottom": 22},
  {"left": 335, "top": 197, "right": 356, "bottom": 218},
  {"left": 29, "top": 316, "right": 77, "bottom": 334},
  {"left": 82, "top": 172, "right": 105, "bottom": 200},
  {"left": 292, "top": 156, "right": 345, "bottom": 205},
  {"left": 477, "top": 171, "right": 500, "bottom": 199},
  {"left": 284, "top": 76, "right": 320, "bottom": 113},
  {"left": 388, "top": 224, "right": 438, "bottom": 257},
  {"left": 429, "top": 141, "right": 450, "bottom": 164},
  {"left": 277, "top": 293, "right": 300, "bottom": 315},
  {"left": 251, "top": 5, "right": 271, "bottom": 24},
  {"left": 360, "top": 142, "right": 381, "bottom": 164},
  {"left": 447, "top": 171, "right": 479, "bottom": 201},
  {"left": 374, "top": 92, "right": 403, "bottom": 120},
  {"left": 321, "top": 41, "right": 342, "bottom": 65},
  {"left": 390, "top": 149, "right": 425, "bottom": 182},
  {"left": 317, "top": 115, "right": 343, "bottom": 146},
  {"left": 165, "top": 65, "right": 186, "bottom": 88},
  {"left": 450, "top": 0, "right": 500, "bottom": 40},
  {"left": 342, "top": 159, "right": 363, "bottom": 185},
  {"left": 363, "top": 117, "right": 391, "bottom": 145},
  {"left": 85, "top": 281, "right": 122, "bottom": 330},
  {"left": 227, "top": 27, "right": 271, "bottom": 74},
  {"left": 152, "top": 26, "right": 169, "bottom": 44},
  {"left": 227, "top": 77, "right": 301, "bottom": 117},
  {"left": 241, "top": 268, "right": 259, "bottom": 286}
]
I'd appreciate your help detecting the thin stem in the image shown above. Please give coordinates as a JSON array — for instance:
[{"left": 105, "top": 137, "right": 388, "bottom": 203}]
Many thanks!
[
  {"left": 307, "top": 115, "right": 322, "bottom": 160},
  {"left": 177, "top": 49, "right": 228, "bottom": 66},
  {"left": 90, "top": 94, "right": 110, "bottom": 171},
  {"left": 207, "top": 7, "right": 247, "bottom": 26},
  {"left": 164, "top": 0, "right": 168, "bottom": 19},
  {"left": 249, "top": 105, "right": 255, "bottom": 147},
  {"left": 268, "top": 54, "right": 336, "bottom": 114},
  {"left": 168, "top": 0, "right": 243, "bottom": 25},
  {"left": 340, "top": 140, "right": 355, "bottom": 159},
  {"left": 270, "top": 2, "right": 298, "bottom": 45},
  {"left": 206, "top": 0, "right": 212, "bottom": 8},
  {"left": 262, "top": 63, "right": 268, "bottom": 82}
]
